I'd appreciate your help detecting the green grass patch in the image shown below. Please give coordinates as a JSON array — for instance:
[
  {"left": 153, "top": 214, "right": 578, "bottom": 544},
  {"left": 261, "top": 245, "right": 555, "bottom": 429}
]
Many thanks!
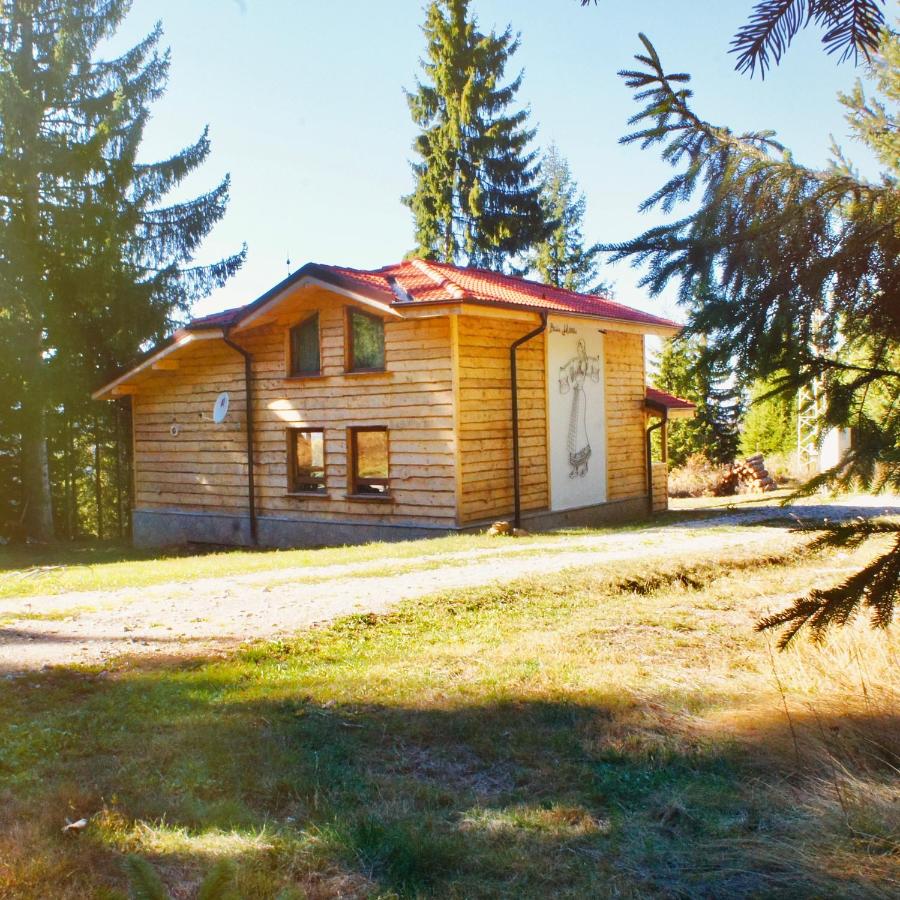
[{"left": 1, "top": 543, "right": 896, "bottom": 897}]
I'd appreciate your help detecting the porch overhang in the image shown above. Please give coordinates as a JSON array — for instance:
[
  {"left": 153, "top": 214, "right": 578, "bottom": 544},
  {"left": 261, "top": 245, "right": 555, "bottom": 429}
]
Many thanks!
[{"left": 645, "top": 386, "right": 696, "bottom": 420}]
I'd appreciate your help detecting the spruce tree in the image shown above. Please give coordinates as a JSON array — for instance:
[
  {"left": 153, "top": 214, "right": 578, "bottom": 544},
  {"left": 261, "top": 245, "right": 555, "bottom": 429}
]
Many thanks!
[
  {"left": 521, "top": 144, "right": 605, "bottom": 293},
  {"left": 608, "top": 32, "right": 899, "bottom": 645},
  {"left": 404, "top": 0, "right": 546, "bottom": 269},
  {"left": 653, "top": 336, "right": 741, "bottom": 467},
  {"left": 0, "top": 1, "right": 243, "bottom": 540}
]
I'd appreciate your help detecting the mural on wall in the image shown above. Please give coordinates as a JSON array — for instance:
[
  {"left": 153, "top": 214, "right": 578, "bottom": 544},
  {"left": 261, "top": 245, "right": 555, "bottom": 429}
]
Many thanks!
[
  {"left": 559, "top": 339, "right": 602, "bottom": 478},
  {"left": 547, "top": 318, "right": 607, "bottom": 511}
]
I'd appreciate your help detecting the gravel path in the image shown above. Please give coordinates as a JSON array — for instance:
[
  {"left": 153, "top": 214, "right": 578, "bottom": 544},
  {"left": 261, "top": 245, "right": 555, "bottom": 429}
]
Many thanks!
[{"left": 2, "top": 496, "right": 896, "bottom": 674}]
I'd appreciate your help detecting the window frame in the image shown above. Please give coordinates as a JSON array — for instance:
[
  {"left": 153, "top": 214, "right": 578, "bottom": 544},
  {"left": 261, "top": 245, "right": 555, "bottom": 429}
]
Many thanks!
[
  {"left": 286, "top": 312, "right": 321, "bottom": 378},
  {"left": 286, "top": 427, "right": 327, "bottom": 496},
  {"left": 345, "top": 306, "right": 386, "bottom": 374},
  {"left": 348, "top": 426, "right": 390, "bottom": 498}
]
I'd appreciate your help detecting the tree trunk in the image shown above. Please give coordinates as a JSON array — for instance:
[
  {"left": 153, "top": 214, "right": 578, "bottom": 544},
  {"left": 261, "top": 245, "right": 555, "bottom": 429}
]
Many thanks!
[
  {"left": 94, "top": 418, "right": 103, "bottom": 540},
  {"left": 115, "top": 403, "right": 124, "bottom": 539},
  {"left": 15, "top": 10, "right": 54, "bottom": 542},
  {"left": 122, "top": 398, "right": 134, "bottom": 539},
  {"left": 63, "top": 409, "right": 73, "bottom": 540},
  {"left": 20, "top": 392, "right": 54, "bottom": 542}
]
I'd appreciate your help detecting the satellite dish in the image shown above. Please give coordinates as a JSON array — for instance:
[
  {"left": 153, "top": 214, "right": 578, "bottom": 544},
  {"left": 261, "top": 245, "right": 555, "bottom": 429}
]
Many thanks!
[{"left": 213, "top": 392, "right": 230, "bottom": 424}]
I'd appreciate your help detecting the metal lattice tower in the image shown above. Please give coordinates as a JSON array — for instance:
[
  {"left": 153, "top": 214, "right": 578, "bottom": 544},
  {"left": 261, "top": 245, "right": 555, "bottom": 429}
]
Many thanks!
[{"left": 796, "top": 380, "right": 821, "bottom": 475}]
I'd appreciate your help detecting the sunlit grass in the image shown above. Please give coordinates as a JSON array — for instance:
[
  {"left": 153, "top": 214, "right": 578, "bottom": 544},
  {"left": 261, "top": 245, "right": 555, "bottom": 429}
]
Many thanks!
[
  {"left": 0, "top": 496, "right": 807, "bottom": 601},
  {"left": 0, "top": 538, "right": 896, "bottom": 897},
  {"left": 0, "top": 525, "right": 648, "bottom": 601}
]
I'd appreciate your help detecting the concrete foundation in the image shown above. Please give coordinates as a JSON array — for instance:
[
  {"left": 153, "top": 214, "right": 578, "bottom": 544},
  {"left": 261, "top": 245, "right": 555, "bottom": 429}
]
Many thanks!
[
  {"left": 519, "top": 496, "right": 650, "bottom": 531},
  {"left": 132, "top": 508, "right": 455, "bottom": 549},
  {"left": 132, "top": 495, "right": 652, "bottom": 550}
]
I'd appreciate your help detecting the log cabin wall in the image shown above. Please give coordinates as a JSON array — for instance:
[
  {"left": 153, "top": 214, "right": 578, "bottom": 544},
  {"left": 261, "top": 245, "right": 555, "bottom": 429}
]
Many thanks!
[
  {"left": 455, "top": 315, "right": 548, "bottom": 525},
  {"left": 132, "top": 340, "right": 248, "bottom": 514},
  {"left": 130, "top": 292, "right": 650, "bottom": 537},
  {"left": 131, "top": 289, "right": 458, "bottom": 529},
  {"left": 604, "top": 331, "right": 648, "bottom": 501}
]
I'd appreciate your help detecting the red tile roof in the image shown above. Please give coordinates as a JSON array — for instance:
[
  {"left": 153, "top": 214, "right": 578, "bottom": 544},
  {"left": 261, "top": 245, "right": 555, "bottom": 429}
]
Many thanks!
[
  {"left": 646, "top": 386, "right": 696, "bottom": 411},
  {"left": 384, "top": 260, "right": 678, "bottom": 327},
  {"left": 189, "top": 305, "right": 248, "bottom": 328},
  {"left": 187, "top": 259, "right": 680, "bottom": 331}
]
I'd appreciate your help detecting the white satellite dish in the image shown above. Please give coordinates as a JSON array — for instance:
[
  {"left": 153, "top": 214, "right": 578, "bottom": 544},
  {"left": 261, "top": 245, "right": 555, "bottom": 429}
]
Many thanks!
[{"left": 213, "top": 392, "right": 230, "bottom": 424}]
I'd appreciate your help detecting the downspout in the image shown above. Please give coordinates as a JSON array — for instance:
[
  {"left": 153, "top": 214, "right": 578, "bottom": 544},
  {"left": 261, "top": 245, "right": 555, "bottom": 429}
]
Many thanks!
[
  {"left": 510, "top": 312, "right": 548, "bottom": 529},
  {"left": 223, "top": 331, "right": 258, "bottom": 545},
  {"left": 646, "top": 411, "right": 666, "bottom": 513}
]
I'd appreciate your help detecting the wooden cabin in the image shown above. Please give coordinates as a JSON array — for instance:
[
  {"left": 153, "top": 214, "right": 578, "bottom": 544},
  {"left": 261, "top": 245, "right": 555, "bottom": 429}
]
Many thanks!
[{"left": 94, "top": 259, "right": 695, "bottom": 547}]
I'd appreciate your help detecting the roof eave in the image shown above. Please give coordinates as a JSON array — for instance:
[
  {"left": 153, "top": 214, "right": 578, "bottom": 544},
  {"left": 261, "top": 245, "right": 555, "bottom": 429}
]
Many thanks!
[
  {"left": 391, "top": 296, "right": 682, "bottom": 335},
  {"left": 92, "top": 328, "right": 225, "bottom": 400}
]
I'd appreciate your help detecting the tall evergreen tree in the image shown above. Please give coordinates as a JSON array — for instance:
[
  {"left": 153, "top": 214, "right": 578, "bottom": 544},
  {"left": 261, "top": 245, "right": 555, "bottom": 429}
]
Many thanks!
[
  {"left": 521, "top": 144, "right": 605, "bottom": 293},
  {"left": 739, "top": 374, "right": 798, "bottom": 459},
  {"left": 0, "top": 1, "right": 244, "bottom": 540},
  {"left": 653, "top": 336, "right": 741, "bottom": 467},
  {"left": 607, "top": 32, "right": 899, "bottom": 644},
  {"left": 404, "top": 0, "right": 547, "bottom": 269}
]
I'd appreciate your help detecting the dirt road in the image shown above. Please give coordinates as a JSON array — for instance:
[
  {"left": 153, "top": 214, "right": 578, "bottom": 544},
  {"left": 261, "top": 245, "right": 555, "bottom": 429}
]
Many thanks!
[{"left": 2, "top": 496, "right": 895, "bottom": 673}]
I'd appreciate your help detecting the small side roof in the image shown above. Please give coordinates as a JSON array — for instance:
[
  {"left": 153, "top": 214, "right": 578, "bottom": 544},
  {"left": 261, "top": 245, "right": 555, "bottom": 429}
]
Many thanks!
[{"left": 645, "top": 386, "right": 696, "bottom": 420}]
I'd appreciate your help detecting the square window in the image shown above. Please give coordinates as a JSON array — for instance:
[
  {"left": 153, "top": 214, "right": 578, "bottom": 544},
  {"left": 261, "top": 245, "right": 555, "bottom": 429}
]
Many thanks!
[
  {"left": 347, "top": 308, "right": 385, "bottom": 372},
  {"left": 289, "top": 313, "right": 320, "bottom": 376},
  {"left": 288, "top": 429, "right": 326, "bottom": 493},
  {"left": 350, "top": 427, "right": 389, "bottom": 495}
]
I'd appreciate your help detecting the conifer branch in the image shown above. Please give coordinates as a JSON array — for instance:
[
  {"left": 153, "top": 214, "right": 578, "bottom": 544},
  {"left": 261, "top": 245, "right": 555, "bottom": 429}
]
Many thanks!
[{"left": 577, "top": 0, "right": 888, "bottom": 76}]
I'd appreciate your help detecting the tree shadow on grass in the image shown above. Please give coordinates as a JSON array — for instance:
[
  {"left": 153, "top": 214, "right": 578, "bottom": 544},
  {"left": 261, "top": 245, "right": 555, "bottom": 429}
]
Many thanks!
[{"left": 1, "top": 662, "right": 896, "bottom": 899}]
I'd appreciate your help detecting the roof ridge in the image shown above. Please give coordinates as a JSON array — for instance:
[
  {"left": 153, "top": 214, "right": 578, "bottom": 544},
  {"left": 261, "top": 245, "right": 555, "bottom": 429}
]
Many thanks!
[
  {"left": 319, "top": 262, "right": 387, "bottom": 278},
  {"left": 429, "top": 259, "right": 612, "bottom": 303},
  {"left": 408, "top": 258, "right": 467, "bottom": 300}
]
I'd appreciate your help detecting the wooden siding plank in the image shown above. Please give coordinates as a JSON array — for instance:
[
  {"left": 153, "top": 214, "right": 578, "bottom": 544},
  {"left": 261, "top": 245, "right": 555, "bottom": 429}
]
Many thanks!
[{"left": 456, "top": 316, "right": 548, "bottom": 524}]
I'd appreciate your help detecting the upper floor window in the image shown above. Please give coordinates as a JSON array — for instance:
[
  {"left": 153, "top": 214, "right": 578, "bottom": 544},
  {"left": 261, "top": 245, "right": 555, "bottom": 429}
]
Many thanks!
[
  {"left": 289, "top": 313, "right": 320, "bottom": 377},
  {"left": 347, "top": 308, "right": 385, "bottom": 372}
]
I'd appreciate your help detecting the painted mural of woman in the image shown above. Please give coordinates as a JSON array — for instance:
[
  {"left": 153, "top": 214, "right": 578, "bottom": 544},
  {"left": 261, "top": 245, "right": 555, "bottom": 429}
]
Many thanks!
[{"left": 559, "top": 339, "right": 601, "bottom": 478}]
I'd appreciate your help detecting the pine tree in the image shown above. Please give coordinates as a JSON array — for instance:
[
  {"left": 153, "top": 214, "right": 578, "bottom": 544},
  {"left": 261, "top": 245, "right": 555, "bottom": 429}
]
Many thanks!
[
  {"left": 0, "top": 1, "right": 244, "bottom": 540},
  {"left": 653, "top": 336, "right": 741, "bottom": 467},
  {"left": 404, "top": 0, "right": 546, "bottom": 269},
  {"left": 521, "top": 144, "right": 605, "bottom": 293},
  {"left": 607, "top": 31, "right": 899, "bottom": 645}
]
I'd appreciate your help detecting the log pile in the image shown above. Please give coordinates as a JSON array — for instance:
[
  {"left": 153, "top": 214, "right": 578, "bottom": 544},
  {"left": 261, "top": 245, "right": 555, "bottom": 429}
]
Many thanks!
[{"left": 715, "top": 454, "right": 778, "bottom": 496}]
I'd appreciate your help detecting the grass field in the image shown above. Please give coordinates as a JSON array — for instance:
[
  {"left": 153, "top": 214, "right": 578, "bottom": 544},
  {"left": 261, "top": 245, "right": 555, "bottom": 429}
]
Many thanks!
[{"left": 0, "top": 531, "right": 897, "bottom": 898}]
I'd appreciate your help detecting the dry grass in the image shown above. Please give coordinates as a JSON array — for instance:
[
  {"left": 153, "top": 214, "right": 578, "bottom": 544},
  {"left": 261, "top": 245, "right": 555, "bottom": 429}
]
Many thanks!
[
  {"left": 667, "top": 454, "right": 731, "bottom": 497},
  {"left": 0, "top": 535, "right": 897, "bottom": 898}
]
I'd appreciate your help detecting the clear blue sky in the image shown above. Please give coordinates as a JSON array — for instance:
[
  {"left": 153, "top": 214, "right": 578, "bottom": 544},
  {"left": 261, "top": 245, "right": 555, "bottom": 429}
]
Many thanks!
[{"left": 107, "top": 0, "right": 879, "bottom": 323}]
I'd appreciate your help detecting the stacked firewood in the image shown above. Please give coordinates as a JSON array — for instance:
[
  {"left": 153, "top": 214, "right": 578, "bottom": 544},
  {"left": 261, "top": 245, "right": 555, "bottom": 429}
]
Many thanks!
[{"left": 715, "top": 454, "right": 778, "bottom": 495}]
